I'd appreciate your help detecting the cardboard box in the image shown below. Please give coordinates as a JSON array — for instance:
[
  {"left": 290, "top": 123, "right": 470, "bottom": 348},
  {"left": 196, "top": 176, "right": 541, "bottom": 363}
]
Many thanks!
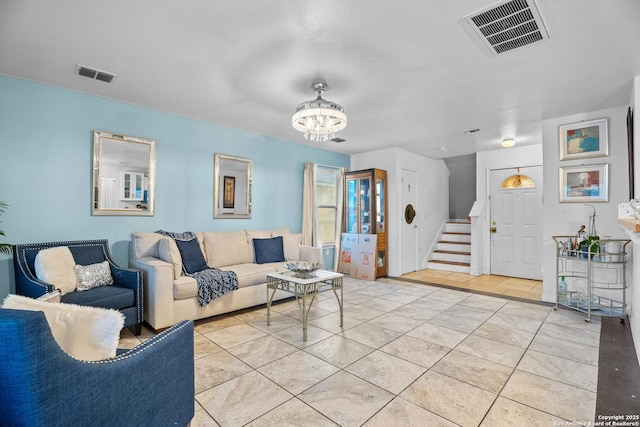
[
  {"left": 338, "top": 233, "right": 377, "bottom": 280},
  {"left": 338, "top": 233, "right": 358, "bottom": 276}
]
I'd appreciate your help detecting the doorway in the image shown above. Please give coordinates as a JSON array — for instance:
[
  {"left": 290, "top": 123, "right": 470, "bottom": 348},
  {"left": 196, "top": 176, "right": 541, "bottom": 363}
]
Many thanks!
[
  {"left": 489, "top": 165, "right": 543, "bottom": 280},
  {"left": 401, "top": 169, "right": 418, "bottom": 274}
]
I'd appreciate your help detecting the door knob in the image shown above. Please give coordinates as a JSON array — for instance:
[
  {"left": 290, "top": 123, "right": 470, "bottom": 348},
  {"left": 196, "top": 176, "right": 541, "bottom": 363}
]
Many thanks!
[{"left": 490, "top": 227, "right": 497, "bottom": 233}]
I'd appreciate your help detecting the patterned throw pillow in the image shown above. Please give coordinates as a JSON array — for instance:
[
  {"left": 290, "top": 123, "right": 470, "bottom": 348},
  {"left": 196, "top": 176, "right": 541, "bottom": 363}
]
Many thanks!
[{"left": 75, "top": 261, "right": 114, "bottom": 291}]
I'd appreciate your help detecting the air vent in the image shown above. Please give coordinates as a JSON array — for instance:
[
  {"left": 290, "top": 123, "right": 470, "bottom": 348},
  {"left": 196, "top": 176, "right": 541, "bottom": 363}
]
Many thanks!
[
  {"left": 76, "top": 64, "right": 117, "bottom": 83},
  {"left": 463, "top": 0, "right": 549, "bottom": 56}
]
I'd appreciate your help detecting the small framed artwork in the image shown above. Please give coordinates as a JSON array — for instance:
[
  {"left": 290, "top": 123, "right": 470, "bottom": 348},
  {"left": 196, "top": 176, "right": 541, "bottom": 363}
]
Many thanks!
[
  {"left": 558, "top": 118, "right": 608, "bottom": 160},
  {"left": 223, "top": 176, "right": 235, "bottom": 208},
  {"left": 559, "top": 164, "right": 608, "bottom": 203}
]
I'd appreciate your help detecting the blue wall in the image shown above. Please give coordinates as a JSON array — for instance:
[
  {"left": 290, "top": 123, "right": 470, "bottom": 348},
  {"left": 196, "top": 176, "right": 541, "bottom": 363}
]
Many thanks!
[{"left": 0, "top": 75, "right": 349, "bottom": 298}]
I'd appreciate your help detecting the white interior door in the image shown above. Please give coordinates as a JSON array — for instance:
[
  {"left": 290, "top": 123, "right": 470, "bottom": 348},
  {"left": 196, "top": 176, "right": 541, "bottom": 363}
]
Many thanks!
[
  {"left": 401, "top": 169, "right": 418, "bottom": 274},
  {"left": 100, "top": 178, "right": 117, "bottom": 209},
  {"left": 490, "top": 166, "right": 543, "bottom": 280}
]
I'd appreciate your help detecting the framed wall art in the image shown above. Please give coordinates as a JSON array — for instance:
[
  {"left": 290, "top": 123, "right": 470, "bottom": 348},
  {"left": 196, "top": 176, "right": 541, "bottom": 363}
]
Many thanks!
[
  {"left": 558, "top": 118, "right": 608, "bottom": 160},
  {"left": 223, "top": 176, "right": 235, "bottom": 208},
  {"left": 559, "top": 163, "right": 608, "bottom": 203}
]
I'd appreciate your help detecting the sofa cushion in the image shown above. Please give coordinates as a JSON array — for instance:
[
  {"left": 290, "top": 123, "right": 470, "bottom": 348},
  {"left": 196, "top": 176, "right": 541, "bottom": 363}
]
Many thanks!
[
  {"left": 253, "top": 237, "right": 285, "bottom": 264},
  {"left": 34, "top": 246, "right": 78, "bottom": 296},
  {"left": 131, "top": 231, "right": 162, "bottom": 259},
  {"left": 2, "top": 294, "right": 124, "bottom": 361},
  {"left": 173, "top": 276, "right": 198, "bottom": 300},
  {"left": 61, "top": 285, "right": 135, "bottom": 311},
  {"left": 175, "top": 237, "right": 208, "bottom": 274},
  {"left": 159, "top": 237, "right": 183, "bottom": 280},
  {"left": 219, "top": 263, "right": 278, "bottom": 288},
  {"left": 75, "top": 261, "right": 114, "bottom": 291},
  {"left": 203, "top": 230, "right": 253, "bottom": 268},
  {"left": 281, "top": 233, "right": 302, "bottom": 261}
]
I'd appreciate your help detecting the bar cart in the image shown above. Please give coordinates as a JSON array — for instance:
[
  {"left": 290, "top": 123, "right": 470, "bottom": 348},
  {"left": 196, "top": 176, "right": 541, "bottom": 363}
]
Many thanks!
[{"left": 552, "top": 236, "right": 630, "bottom": 322}]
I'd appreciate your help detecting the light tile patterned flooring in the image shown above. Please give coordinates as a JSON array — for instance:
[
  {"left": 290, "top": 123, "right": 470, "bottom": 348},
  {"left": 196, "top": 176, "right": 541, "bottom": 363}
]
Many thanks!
[
  {"left": 120, "top": 277, "right": 598, "bottom": 426},
  {"left": 401, "top": 269, "right": 543, "bottom": 301}
]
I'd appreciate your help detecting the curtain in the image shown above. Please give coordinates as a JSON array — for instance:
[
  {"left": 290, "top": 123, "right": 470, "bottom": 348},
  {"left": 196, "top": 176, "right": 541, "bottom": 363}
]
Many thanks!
[
  {"left": 301, "top": 162, "right": 320, "bottom": 247},
  {"left": 333, "top": 167, "right": 346, "bottom": 271}
]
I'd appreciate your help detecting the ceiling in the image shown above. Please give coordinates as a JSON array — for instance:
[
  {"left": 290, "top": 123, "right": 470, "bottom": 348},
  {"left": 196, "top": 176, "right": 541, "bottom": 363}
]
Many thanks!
[{"left": 1, "top": 0, "right": 639, "bottom": 159}]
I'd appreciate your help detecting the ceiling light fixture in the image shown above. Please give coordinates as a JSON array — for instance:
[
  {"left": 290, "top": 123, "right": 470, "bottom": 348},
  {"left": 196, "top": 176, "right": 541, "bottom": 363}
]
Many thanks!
[
  {"left": 292, "top": 82, "right": 347, "bottom": 142},
  {"left": 501, "top": 138, "right": 516, "bottom": 148}
]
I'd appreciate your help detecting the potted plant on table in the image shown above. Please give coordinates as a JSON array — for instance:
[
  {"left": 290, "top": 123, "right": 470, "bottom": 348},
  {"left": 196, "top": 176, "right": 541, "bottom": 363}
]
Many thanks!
[{"left": 580, "top": 235, "right": 600, "bottom": 258}]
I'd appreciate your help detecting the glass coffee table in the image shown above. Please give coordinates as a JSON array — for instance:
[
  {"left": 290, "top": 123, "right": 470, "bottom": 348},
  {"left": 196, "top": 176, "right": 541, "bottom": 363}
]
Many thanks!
[{"left": 266, "top": 269, "right": 344, "bottom": 341}]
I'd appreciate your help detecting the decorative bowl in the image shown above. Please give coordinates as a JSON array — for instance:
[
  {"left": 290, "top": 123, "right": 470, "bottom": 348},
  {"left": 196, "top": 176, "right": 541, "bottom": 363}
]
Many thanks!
[{"left": 283, "top": 262, "right": 323, "bottom": 275}]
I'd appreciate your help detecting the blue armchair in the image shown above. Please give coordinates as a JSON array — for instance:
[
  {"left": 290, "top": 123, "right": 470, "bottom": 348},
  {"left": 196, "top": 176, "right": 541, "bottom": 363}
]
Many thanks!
[
  {"left": 13, "top": 239, "right": 143, "bottom": 335},
  {"left": 0, "top": 309, "right": 194, "bottom": 426}
]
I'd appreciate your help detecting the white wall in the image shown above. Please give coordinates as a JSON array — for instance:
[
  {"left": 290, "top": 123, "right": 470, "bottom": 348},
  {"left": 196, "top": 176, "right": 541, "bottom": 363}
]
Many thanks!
[
  {"left": 541, "top": 105, "right": 631, "bottom": 303},
  {"left": 351, "top": 147, "right": 449, "bottom": 277},
  {"left": 474, "top": 145, "right": 544, "bottom": 276}
]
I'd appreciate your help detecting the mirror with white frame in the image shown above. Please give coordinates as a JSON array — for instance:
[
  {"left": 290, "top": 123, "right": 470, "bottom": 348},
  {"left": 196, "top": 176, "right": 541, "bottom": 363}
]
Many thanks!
[
  {"left": 214, "top": 153, "right": 252, "bottom": 218},
  {"left": 92, "top": 130, "right": 156, "bottom": 216}
]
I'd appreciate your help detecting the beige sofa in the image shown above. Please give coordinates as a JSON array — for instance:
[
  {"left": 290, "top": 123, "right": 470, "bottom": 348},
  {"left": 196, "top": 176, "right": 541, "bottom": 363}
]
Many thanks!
[{"left": 130, "top": 228, "right": 322, "bottom": 330}]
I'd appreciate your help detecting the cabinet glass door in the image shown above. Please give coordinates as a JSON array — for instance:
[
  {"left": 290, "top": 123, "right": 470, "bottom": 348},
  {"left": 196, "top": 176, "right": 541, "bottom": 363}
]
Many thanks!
[
  {"left": 135, "top": 174, "right": 143, "bottom": 199},
  {"left": 346, "top": 178, "right": 358, "bottom": 233},
  {"left": 359, "top": 178, "right": 371, "bottom": 233},
  {"left": 123, "top": 174, "right": 131, "bottom": 199},
  {"left": 376, "top": 178, "right": 385, "bottom": 232}
]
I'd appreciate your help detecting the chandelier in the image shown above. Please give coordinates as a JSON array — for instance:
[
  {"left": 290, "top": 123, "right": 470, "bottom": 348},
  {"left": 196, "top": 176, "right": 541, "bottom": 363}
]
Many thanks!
[{"left": 292, "top": 82, "right": 347, "bottom": 142}]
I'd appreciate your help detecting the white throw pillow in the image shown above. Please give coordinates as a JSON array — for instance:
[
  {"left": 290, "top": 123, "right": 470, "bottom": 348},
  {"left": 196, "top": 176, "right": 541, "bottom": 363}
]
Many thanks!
[
  {"left": 34, "top": 246, "right": 77, "bottom": 296},
  {"left": 282, "top": 233, "right": 302, "bottom": 261},
  {"left": 159, "top": 237, "right": 183, "bottom": 280},
  {"left": 131, "top": 231, "right": 163, "bottom": 259},
  {"left": 2, "top": 294, "right": 124, "bottom": 361}
]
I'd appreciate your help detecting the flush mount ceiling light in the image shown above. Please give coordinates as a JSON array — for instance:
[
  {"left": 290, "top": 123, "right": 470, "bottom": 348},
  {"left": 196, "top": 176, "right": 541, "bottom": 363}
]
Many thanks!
[
  {"left": 502, "top": 138, "right": 516, "bottom": 147},
  {"left": 292, "top": 82, "right": 347, "bottom": 142}
]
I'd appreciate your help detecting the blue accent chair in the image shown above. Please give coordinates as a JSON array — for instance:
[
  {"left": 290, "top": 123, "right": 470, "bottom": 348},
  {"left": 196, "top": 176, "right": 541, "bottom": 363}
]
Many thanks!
[
  {"left": 13, "top": 240, "right": 143, "bottom": 335},
  {"left": 0, "top": 309, "right": 194, "bottom": 426}
]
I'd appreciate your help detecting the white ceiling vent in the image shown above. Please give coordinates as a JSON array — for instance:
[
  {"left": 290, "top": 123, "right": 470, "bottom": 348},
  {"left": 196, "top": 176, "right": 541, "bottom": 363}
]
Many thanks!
[
  {"left": 464, "top": 0, "right": 549, "bottom": 56},
  {"left": 76, "top": 64, "right": 117, "bottom": 83}
]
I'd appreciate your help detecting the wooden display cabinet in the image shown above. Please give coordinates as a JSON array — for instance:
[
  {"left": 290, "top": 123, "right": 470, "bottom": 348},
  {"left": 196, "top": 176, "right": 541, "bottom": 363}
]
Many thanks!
[{"left": 344, "top": 168, "right": 388, "bottom": 277}]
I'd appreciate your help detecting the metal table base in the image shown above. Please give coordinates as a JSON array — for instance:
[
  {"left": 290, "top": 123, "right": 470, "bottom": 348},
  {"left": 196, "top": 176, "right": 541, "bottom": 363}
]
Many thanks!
[{"left": 267, "top": 271, "right": 343, "bottom": 341}]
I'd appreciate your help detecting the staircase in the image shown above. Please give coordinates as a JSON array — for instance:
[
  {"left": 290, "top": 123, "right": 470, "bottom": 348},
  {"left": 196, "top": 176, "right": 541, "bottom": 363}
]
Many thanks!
[{"left": 427, "top": 221, "right": 471, "bottom": 273}]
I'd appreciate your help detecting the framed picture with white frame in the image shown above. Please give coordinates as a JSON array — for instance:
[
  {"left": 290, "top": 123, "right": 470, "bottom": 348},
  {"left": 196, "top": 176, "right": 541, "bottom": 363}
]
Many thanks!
[
  {"left": 559, "top": 164, "right": 608, "bottom": 203},
  {"left": 558, "top": 118, "right": 608, "bottom": 161}
]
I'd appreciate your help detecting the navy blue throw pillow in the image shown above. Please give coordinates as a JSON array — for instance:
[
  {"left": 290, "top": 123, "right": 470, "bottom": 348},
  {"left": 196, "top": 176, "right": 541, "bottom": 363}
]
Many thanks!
[
  {"left": 253, "top": 236, "right": 285, "bottom": 264},
  {"left": 175, "top": 238, "right": 208, "bottom": 274}
]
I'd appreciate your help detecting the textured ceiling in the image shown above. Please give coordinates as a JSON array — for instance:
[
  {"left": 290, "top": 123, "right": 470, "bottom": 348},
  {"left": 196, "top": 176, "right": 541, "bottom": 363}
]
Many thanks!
[{"left": 1, "top": 0, "right": 639, "bottom": 159}]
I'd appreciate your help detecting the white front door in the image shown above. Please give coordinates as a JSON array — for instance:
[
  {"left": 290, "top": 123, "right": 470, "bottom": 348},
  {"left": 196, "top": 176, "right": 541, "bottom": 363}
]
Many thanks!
[
  {"left": 490, "top": 166, "right": 543, "bottom": 280},
  {"left": 401, "top": 169, "right": 418, "bottom": 274}
]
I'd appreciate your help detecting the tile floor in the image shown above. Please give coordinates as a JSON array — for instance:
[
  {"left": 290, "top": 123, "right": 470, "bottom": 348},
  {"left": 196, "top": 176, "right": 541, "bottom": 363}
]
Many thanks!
[
  {"left": 120, "top": 277, "right": 601, "bottom": 426},
  {"left": 401, "top": 269, "right": 543, "bottom": 301}
]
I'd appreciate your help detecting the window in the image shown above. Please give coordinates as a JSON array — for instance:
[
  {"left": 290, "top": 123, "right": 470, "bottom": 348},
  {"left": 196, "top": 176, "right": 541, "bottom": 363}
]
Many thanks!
[
  {"left": 501, "top": 174, "right": 535, "bottom": 189},
  {"left": 315, "top": 165, "right": 339, "bottom": 247}
]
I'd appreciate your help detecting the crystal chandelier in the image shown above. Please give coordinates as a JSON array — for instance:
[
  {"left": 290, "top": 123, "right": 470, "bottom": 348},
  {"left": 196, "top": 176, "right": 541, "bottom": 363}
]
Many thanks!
[{"left": 292, "top": 82, "right": 347, "bottom": 142}]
